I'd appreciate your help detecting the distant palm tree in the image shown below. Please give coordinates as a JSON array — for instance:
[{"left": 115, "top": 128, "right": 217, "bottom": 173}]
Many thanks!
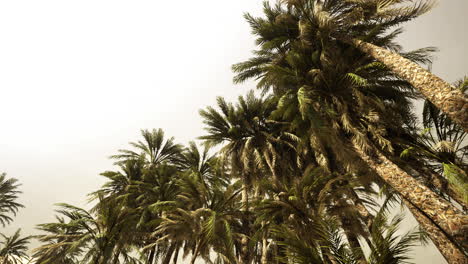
[
  {"left": 0, "top": 174, "right": 23, "bottom": 227},
  {"left": 99, "top": 129, "right": 185, "bottom": 263},
  {"left": 0, "top": 229, "right": 31, "bottom": 264},
  {"left": 111, "top": 128, "right": 184, "bottom": 167},
  {"left": 33, "top": 203, "right": 139, "bottom": 264}
]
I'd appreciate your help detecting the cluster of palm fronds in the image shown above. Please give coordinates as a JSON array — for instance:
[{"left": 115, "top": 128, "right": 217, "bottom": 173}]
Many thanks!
[
  {"left": 30, "top": 128, "right": 428, "bottom": 264},
  {"left": 0, "top": 173, "right": 32, "bottom": 264},
  {"left": 6, "top": 0, "right": 468, "bottom": 263}
]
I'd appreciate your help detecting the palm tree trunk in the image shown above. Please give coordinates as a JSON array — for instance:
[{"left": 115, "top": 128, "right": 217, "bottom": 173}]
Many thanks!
[
  {"left": 356, "top": 146, "right": 468, "bottom": 263},
  {"left": 402, "top": 198, "right": 468, "bottom": 264},
  {"left": 350, "top": 39, "right": 468, "bottom": 131},
  {"left": 172, "top": 244, "right": 179, "bottom": 264},
  {"left": 190, "top": 242, "right": 201, "bottom": 264},
  {"left": 261, "top": 237, "right": 268, "bottom": 264},
  {"left": 340, "top": 215, "right": 367, "bottom": 264},
  {"left": 240, "top": 183, "right": 251, "bottom": 264},
  {"left": 408, "top": 163, "right": 467, "bottom": 211},
  {"left": 162, "top": 242, "right": 176, "bottom": 264},
  {"left": 147, "top": 247, "right": 156, "bottom": 264}
]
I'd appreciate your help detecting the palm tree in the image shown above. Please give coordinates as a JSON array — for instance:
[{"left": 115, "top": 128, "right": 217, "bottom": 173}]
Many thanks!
[
  {"left": 32, "top": 215, "right": 84, "bottom": 264},
  {"left": 0, "top": 174, "right": 23, "bottom": 227},
  {"left": 232, "top": 2, "right": 468, "bottom": 262},
  {"left": 272, "top": 210, "right": 428, "bottom": 264},
  {"left": 255, "top": 163, "right": 373, "bottom": 263},
  {"left": 281, "top": 0, "right": 468, "bottom": 130},
  {"left": 111, "top": 128, "right": 184, "bottom": 167},
  {"left": 33, "top": 202, "right": 140, "bottom": 264},
  {"left": 401, "top": 77, "right": 468, "bottom": 207},
  {"left": 99, "top": 128, "right": 185, "bottom": 263},
  {"left": 0, "top": 229, "right": 31, "bottom": 264},
  {"left": 150, "top": 149, "right": 242, "bottom": 264},
  {"left": 200, "top": 92, "right": 286, "bottom": 264}
]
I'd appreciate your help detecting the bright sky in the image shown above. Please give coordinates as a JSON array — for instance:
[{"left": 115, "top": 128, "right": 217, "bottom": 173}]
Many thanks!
[{"left": 0, "top": 1, "right": 466, "bottom": 263}]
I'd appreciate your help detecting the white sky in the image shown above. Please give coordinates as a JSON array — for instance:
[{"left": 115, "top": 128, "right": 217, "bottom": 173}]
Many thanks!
[{"left": 0, "top": 1, "right": 466, "bottom": 263}]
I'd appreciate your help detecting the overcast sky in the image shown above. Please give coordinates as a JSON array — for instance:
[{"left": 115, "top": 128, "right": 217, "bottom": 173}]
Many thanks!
[{"left": 0, "top": 1, "right": 466, "bottom": 263}]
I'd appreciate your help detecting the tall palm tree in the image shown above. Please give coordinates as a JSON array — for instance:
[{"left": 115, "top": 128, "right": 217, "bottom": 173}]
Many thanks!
[
  {"left": 232, "top": 2, "right": 468, "bottom": 262},
  {"left": 280, "top": 0, "right": 468, "bottom": 130},
  {"left": 150, "top": 147, "right": 241, "bottom": 264},
  {"left": 0, "top": 229, "right": 31, "bottom": 264},
  {"left": 101, "top": 128, "right": 185, "bottom": 263},
  {"left": 200, "top": 92, "right": 286, "bottom": 264},
  {"left": 0, "top": 174, "right": 23, "bottom": 227}
]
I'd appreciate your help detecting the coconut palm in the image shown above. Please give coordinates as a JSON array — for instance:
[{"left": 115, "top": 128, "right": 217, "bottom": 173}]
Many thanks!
[
  {"left": 232, "top": 2, "right": 468, "bottom": 262},
  {"left": 0, "top": 229, "right": 31, "bottom": 264},
  {"left": 0, "top": 174, "right": 23, "bottom": 227}
]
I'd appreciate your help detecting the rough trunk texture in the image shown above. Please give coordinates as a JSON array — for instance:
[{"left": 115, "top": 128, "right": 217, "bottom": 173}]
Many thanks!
[
  {"left": 409, "top": 163, "right": 467, "bottom": 211},
  {"left": 402, "top": 199, "right": 468, "bottom": 264},
  {"left": 356, "top": 146, "right": 468, "bottom": 263},
  {"left": 351, "top": 39, "right": 468, "bottom": 131}
]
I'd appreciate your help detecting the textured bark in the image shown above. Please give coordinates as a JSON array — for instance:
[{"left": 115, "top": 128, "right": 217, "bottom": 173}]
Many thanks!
[
  {"left": 409, "top": 163, "right": 467, "bottom": 211},
  {"left": 351, "top": 39, "right": 468, "bottom": 131},
  {"left": 355, "top": 146, "right": 468, "bottom": 263},
  {"left": 403, "top": 199, "right": 468, "bottom": 264}
]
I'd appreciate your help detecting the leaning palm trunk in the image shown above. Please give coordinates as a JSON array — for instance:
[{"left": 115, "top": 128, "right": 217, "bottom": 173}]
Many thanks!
[
  {"left": 402, "top": 198, "right": 468, "bottom": 264},
  {"left": 356, "top": 145, "right": 468, "bottom": 263},
  {"left": 350, "top": 39, "right": 468, "bottom": 131},
  {"left": 408, "top": 163, "right": 467, "bottom": 211}
]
